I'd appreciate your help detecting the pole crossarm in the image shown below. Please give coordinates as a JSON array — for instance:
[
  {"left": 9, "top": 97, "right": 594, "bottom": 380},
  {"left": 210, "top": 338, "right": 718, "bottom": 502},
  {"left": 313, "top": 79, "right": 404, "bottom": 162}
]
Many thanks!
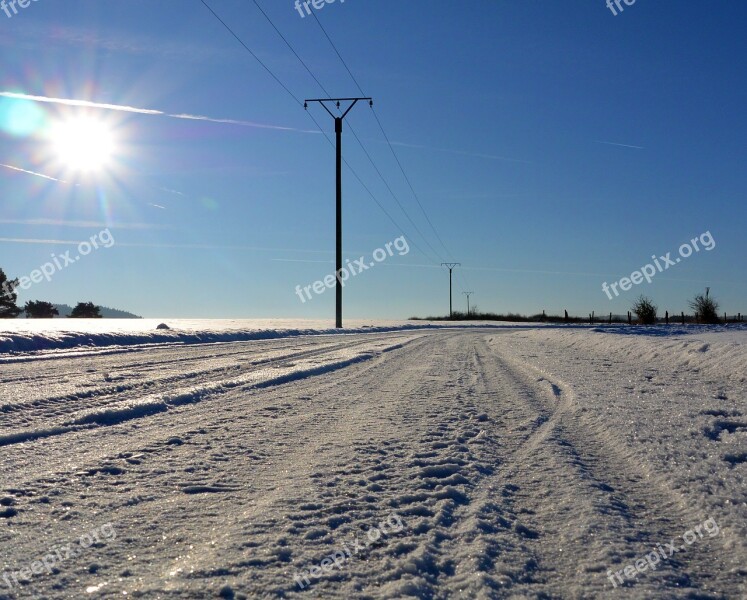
[{"left": 305, "top": 98, "right": 373, "bottom": 118}]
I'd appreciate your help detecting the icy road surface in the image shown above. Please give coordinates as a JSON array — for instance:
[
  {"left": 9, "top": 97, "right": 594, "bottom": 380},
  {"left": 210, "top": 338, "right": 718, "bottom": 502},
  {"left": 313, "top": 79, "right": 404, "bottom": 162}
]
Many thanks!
[{"left": 0, "top": 328, "right": 745, "bottom": 598}]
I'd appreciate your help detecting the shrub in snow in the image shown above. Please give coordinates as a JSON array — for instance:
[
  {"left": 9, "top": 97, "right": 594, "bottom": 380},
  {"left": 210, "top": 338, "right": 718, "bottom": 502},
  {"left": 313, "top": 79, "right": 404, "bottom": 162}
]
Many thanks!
[
  {"left": 689, "top": 288, "right": 720, "bottom": 324},
  {"left": 632, "top": 295, "right": 658, "bottom": 325}
]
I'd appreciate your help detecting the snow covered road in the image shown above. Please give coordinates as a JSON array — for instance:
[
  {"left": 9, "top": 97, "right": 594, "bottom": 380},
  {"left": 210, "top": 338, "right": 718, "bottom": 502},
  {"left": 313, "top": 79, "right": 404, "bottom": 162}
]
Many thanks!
[{"left": 1, "top": 328, "right": 744, "bottom": 598}]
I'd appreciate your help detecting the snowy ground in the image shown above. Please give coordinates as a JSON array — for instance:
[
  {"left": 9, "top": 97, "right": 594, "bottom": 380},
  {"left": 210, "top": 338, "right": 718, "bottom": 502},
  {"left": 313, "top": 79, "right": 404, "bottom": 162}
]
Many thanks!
[{"left": 0, "top": 324, "right": 745, "bottom": 598}]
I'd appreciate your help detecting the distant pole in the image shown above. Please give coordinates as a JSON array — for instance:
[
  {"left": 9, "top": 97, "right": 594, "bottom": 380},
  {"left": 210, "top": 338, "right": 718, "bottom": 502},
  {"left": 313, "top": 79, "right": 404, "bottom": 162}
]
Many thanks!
[
  {"left": 463, "top": 291, "right": 474, "bottom": 316},
  {"left": 441, "top": 263, "right": 461, "bottom": 318},
  {"left": 305, "top": 97, "right": 373, "bottom": 328}
]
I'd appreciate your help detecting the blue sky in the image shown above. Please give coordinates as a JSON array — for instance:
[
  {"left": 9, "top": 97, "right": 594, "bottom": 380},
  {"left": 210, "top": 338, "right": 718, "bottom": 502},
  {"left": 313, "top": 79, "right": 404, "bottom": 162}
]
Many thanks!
[{"left": 0, "top": 0, "right": 745, "bottom": 320}]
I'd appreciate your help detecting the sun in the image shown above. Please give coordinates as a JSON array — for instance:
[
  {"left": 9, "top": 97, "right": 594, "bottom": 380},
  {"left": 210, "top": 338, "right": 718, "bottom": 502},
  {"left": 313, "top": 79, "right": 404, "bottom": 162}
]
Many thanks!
[{"left": 48, "top": 116, "right": 116, "bottom": 173}]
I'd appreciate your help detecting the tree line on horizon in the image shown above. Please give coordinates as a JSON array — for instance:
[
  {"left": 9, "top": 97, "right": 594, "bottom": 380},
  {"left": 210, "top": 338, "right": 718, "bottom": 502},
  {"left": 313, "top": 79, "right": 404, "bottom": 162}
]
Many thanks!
[
  {"left": 3, "top": 264, "right": 737, "bottom": 324},
  {"left": 0, "top": 268, "right": 102, "bottom": 319},
  {"left": 413, "top": 289, "right": 741, "bottom": 326}
]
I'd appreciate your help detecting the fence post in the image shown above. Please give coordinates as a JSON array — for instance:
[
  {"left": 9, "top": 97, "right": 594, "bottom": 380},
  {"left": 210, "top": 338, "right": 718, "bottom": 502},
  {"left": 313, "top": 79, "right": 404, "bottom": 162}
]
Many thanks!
[
  {"left": 681, "top": 311, "right": 685, "bottom": 325},
  {"left": 564, "top": 309, "right": 568, "bottom": 323},
  {"left": 609, "top": 312, "right": 612, "bottom": 324},
  {"left": 628, "top": 311, "right": 632, "bottom": 325},
  {"left": 665, "top": 310, "right": 669, "bottom": 325}
]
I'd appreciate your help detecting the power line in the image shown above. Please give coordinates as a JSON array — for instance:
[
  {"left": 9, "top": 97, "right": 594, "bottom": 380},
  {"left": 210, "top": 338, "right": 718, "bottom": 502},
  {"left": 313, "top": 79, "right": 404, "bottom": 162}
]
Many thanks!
[
  {"left": 250, "top": 0, "right": 333, "bottom": 99},
  {"left": 370, "top": 107, "right": 453, "bottom": 257},
  {"left": 455, "top": 255, "right": 471, "bottom": 293},
  {"left": 250, "top": 0, "right": 441, "bottom": 261},
  {"left": 346, "top": 122, "right": 444, "bottom": 263},
  {"left": 310, "top": 11, "right": 366, "bottom": 97},
  {"left": 199, "top": 0, "right": 303, "bottom": 107},
  {"left": 312, "top": 119, "right": 442, "bottom": 263},
  {"left": 199, "top": 0, "right": 436, "bottom": 262},
  {"left": 457, "top": 270, "right": 471, "bottom": 295},
  {"left": 310, "top": 9, "right": 455, "bottom": 260},
  {"left": 244, "top": 0, "right": 442, "bottom": 264}
]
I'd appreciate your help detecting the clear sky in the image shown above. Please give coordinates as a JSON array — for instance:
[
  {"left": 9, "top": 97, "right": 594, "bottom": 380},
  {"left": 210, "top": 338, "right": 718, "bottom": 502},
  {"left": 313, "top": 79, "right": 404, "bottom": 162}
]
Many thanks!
[{"left": 0, "top": 0, "right": 745, "bottom": 320}]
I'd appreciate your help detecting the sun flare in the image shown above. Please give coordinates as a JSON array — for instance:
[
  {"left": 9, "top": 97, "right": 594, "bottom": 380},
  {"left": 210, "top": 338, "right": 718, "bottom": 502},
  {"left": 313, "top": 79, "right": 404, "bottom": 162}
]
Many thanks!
[{"left": 48, "top": 116, "right": 116, "bottom": 173}]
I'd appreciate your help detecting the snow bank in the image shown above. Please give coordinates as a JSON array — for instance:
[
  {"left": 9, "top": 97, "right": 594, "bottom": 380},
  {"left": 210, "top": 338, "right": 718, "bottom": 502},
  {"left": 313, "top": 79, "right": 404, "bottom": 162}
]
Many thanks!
[
  {"left": 0, "top": 322, "right": 443, "bottom": 355},
  {"left": 526, "top": 324, "right": 747, "bottom": 384}
]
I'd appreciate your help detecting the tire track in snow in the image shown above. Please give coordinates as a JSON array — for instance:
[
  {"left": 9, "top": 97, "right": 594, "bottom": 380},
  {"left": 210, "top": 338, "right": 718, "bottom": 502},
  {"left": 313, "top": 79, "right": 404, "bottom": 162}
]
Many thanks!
[
  {"left": 150, "top": 333, "right": 447, "bottom": 595},
  {"left": 154, "top": 331, "right": 509, "bottom": 598},
  {"left": 0, "top": 334, "right": 421, "bottom": 448},
  {"left": 0, "top": 335, "right": 395, "bottom": 419},
  {"left": 480, "top": 334, "right": 734, "bottom": 597},
  {"left": 0, "top": 333, "right": 427, "bottom": 597}
]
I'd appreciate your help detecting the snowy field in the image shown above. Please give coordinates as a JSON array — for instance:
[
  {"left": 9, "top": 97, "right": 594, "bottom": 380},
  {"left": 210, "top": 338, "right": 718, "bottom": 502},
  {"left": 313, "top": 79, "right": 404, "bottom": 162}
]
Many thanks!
[{"left": 0, "top": 321, "right": 745, "bottom": 598}]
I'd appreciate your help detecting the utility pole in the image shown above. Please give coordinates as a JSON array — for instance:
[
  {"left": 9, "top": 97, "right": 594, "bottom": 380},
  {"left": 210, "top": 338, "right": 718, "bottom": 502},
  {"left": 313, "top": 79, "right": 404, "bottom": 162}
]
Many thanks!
[
  {"left": 441, "top": 263, "right": 460, "bottom": 318},
  {"left": 305, "top": 97, "right": 372, "bottom": 328},
  {"left": 463, "top": 291, "right": 474, "bottom": 316}
]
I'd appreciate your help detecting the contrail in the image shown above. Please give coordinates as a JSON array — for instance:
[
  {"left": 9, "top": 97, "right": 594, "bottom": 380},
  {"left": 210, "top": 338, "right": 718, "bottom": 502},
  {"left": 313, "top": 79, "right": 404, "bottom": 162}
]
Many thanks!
[
  {"left": 1, "top": 163, "right": 181, "bottom": 200},
  {"left": 465, "top": 265, "right": 611, "bottom": 277},
  {"left": 0, "top": 218, "right": 168, "bottom": 230},
  {"left": 0, "top": 237, "right": 89, "bottom": 245},
  {"left": 158, "top": 187, "right": 185, "bottom": 197},
  {"left": 0, "top": 91, "right": 320, "bottom": 133},
  {"left": 382, "top": 139, "right": 533, "bottom": 163},
  {"left": 0, "top": 92, "right": 161, "bottom": 115},
  {"left": 170, "top": 112, "right": 316, "bottom": 132},
  {"left": 595, "top": 140, "right": 645, "bottom": 150},
  {"left": 271, "top": 258, "right": 334, "bottom": 264},
  {"left": 272, "top": 258, "right": 440, "bottom": 268},
  {"left": 271, "top": 260, "right": 605, "bottom": 276},
  {"left": 0, "top": 238, "right": 333, "bottom": 254},
  {"left": 0, "top": 163, "right": 70, "bottom": 183}
]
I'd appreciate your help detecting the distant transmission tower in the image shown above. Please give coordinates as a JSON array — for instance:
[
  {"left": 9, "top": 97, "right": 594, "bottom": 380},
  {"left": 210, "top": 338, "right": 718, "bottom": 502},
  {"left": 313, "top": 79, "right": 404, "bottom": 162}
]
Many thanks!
[
  {"left": 441, "top": 263, "right": 461, "bottom": 318},
  {"left": 463, "top": 291, "right": 474, "bottom": 316}
]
